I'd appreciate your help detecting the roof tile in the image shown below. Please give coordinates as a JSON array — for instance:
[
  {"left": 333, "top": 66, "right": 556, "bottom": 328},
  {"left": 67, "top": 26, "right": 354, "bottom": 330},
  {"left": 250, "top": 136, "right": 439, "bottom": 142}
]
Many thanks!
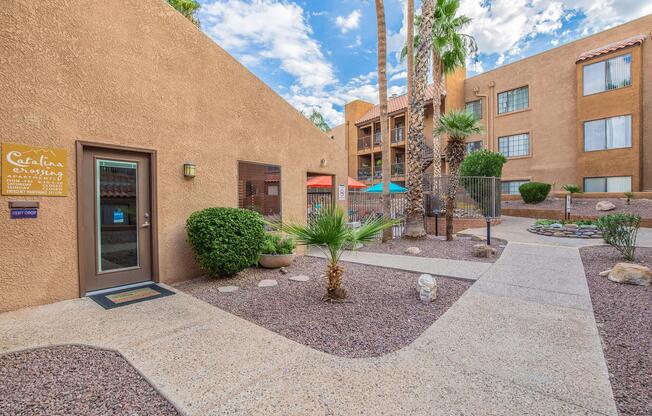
[
  {"left": 577, "top": 34, "right": 646, "bottom": 62},
  {"left": 356, "top": 84, "right": 436, "bottom": 125}
]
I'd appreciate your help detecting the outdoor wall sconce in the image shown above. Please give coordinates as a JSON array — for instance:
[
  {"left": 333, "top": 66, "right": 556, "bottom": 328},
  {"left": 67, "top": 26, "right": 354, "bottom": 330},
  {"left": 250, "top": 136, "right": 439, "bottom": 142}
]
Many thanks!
[
  {"left": 183, "top": 162, "right": 196, "bottom": 178},
  {"left": 320, "top": 158, "right": 327, "bottom": 168}
]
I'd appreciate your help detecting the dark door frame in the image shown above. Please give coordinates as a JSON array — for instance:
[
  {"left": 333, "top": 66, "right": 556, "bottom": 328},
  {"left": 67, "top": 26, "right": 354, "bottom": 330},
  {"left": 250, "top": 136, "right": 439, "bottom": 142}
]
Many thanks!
[{"left": 76, "top": 141, "right": 159, "bottom": 296}]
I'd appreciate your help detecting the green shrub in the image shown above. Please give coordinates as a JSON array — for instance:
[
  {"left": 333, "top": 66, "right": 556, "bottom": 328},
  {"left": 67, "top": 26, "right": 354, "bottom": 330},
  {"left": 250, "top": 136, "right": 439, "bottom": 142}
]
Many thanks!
[
  {"left": 260, "top": 233, "right": 296, "bottom": 255},
  {"left": 519, "top": 182, "right": 551, "bottom": 204},
  {"left": 624, "top": 191, "right": 634, "bottom": 205},
  {"left": 534, "top": 219, "right": 596, "bottom": 227},
  {"left": 186, "top": 207, "right": 265, "bottom": 275},
  {"left": 562, "top": 184, "right": 581, "bottom": 194},
  {"left": 460, "top": 149, "right": 507, "bottom": 178},
  {"left": 596, "top": 213, "right": 640, "bottom": 261}
]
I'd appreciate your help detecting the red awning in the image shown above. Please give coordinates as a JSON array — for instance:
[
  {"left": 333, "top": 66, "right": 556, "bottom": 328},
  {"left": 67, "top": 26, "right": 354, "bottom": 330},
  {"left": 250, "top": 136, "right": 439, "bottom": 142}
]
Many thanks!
[{"left": 306, "top": 176, "right": 366, "bottom": 189}]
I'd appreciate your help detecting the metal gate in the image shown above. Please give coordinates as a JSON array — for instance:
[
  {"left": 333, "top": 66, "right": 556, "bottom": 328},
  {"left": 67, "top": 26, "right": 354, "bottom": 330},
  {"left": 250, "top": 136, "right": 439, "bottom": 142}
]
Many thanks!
[
  {"left": 348, "top": 191, "right": 406, "bottom": 237},
  {"left": 307, "top": 189, "right": 333, "bottom": 226}
]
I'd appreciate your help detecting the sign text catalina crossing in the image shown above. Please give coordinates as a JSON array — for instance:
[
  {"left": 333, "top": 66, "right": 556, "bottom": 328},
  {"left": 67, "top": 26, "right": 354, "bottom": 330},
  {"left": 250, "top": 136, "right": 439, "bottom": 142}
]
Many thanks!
[{"left": 1, "top": 143, "right": 68, "bottom": 196}]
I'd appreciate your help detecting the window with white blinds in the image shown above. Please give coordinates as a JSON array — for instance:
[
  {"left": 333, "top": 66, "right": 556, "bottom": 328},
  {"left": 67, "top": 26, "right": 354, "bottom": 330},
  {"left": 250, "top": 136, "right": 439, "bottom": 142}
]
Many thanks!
[
  {"left": 583, "top": 54, "right": 632, "bottom": 95},
  {"left": 583, "top": 176, "right": 631, "bottom": 192},
  {"left": 584, "top": 115, "right": 632, "bottom": 151}
]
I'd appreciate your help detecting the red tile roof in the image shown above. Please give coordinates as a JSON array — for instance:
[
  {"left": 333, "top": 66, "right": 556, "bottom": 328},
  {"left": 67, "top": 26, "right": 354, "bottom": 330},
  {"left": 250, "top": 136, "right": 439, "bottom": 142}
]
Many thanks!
[
  {"left": 577, "top": 34, "right": 646, "bottom": 62},
  {"left": 356, "top": 84, "right": 436, "bottom": 125}
]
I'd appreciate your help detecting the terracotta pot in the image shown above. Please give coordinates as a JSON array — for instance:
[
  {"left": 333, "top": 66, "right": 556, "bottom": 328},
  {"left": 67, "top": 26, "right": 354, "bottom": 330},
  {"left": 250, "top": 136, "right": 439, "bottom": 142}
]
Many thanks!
[{"left": 258, "top": 253, "right": 295, "bottom": 269}]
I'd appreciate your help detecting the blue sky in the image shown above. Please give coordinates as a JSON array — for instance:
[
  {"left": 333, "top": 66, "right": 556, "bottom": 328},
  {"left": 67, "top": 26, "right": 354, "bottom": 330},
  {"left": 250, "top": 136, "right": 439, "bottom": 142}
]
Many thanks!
[{"left": 197, "top": 0, "right": 651, "bottom": 126}]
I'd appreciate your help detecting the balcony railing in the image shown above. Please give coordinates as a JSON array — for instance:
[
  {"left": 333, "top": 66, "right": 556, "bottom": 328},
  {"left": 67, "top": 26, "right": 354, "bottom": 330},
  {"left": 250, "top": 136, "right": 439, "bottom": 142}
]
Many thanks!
[
  {"left": 358, "top": 167, "right": 371, "bottom": 180},
  {"left": 357, "top": 135, "right": 371, "bottom": 151},
  {"left": 392, "top": 162, "right": 405, "bottom": 176},
  {"left": 373, "top": 131, "right": 381, "bottom": 147},
  {"left": 373, "top": 169, "right": 382, "bottom": 179},
  {"left": 391, "top": 127, "right": 405, "bottom": 144}
]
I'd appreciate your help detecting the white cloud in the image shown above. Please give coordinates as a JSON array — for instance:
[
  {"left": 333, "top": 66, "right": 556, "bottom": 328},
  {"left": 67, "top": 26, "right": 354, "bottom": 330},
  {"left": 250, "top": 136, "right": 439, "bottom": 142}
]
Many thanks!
[
  {"left": 335, "top": 10, "right": 361, "bottom": 33},
  {"left": 202, "top": 0, "right": 335, "bottom": 90}
]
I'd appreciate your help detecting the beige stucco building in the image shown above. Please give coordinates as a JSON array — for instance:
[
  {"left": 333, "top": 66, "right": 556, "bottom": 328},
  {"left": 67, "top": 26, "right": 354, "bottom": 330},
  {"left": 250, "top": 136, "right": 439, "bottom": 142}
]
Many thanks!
[
  {"left": 0, "top": 0, "right": 347, "bottom": 312},
  {"left": 346, "top": 15, "right": 652, "bottom": 195}
]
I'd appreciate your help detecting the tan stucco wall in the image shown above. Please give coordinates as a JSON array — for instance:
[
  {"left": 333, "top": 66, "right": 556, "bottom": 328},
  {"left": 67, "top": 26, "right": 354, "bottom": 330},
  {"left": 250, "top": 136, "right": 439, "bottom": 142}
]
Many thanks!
[
  {"left": 328, "top": 124, "right": 346, "bottom": 151},
  {"left": 0, "top": 0, "right": 347, "bottom": 312},
  {"left": 464, "top": 14, "right": 652, "bottom": 191}
]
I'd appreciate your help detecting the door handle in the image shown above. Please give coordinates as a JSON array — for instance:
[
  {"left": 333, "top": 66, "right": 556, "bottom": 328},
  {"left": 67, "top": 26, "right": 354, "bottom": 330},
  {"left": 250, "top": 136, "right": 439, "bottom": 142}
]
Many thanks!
[{"left": 141, "top": 222, "right": 151, "bottom": 228}]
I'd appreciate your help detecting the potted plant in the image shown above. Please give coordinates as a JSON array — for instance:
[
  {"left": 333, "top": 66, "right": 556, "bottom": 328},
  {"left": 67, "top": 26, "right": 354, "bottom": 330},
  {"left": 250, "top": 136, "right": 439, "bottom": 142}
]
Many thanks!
[{"left": 258, "top": 233, "right": 296, "bottom": 268}]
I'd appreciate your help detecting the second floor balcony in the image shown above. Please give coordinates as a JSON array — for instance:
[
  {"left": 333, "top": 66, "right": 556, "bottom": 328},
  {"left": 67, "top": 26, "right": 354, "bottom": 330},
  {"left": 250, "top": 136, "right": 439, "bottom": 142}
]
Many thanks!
[
  {"left": 391, "top": 127, "right": 405, "bottom": 144},
  {"left": 357, "top": 166, "right": 371, "bottom": 180},
  {"left": 357, "top": 135, "right": 371, "bottom": 151},
  {"left": 373, "top": 131, "right": 381, "bottom": 147},
  {"left": 392, "top": 162, "right": 405, "bottom": 176}
]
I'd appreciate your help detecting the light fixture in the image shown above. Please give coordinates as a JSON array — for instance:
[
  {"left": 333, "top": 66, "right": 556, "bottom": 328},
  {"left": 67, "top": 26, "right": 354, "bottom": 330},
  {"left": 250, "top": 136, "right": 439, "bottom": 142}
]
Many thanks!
[{"left": 183, "top": 162, "right": 196, "bottom": 178}]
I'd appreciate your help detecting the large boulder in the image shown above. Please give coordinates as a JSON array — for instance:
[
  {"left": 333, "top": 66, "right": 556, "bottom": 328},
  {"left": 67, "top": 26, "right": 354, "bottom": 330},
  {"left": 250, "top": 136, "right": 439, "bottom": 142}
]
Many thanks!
[
  {"left": 600, "top": 263, "right": 652, "bottom": 286},
  {"left": 473, "top": 243, "right": 496, "bottom": 258},
  {"left": 596, "top": 201, "right": 616, "bottom": 211}
]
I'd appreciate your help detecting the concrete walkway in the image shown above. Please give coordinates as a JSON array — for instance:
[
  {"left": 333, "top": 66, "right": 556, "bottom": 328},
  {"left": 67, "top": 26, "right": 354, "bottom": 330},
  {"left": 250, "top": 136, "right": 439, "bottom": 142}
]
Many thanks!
[
  {"left": 0, "top": 241, "right": 616, "bottom": 414},
  {"left": 309, "top": 248, "right": 490, "bottom": 281}
]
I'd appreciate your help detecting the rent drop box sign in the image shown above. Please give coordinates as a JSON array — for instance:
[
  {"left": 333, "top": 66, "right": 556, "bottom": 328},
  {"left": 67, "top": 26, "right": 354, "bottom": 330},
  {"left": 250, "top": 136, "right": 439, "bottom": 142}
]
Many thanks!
[{"left": 1, "top": 143, "right": 68, "bottom": 196}]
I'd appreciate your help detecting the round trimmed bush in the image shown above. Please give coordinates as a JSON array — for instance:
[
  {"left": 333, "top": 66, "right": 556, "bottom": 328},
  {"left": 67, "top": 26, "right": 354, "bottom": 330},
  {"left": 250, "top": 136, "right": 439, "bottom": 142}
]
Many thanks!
[
  {"left": 186, "top": 207, "right": 265, "bottom": 276},
  {"left": 519, "top": 182, "right": 551, "bottom": 204},
  {"left": 460, "top": 149, "right": 507, "bottom": 178}
]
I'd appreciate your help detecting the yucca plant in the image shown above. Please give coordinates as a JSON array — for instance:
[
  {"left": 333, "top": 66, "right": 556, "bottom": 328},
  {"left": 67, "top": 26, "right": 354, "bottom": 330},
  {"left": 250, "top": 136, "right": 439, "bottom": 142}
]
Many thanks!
[{"left": 276, "top": 206, "right": 396, "bottom": 301}]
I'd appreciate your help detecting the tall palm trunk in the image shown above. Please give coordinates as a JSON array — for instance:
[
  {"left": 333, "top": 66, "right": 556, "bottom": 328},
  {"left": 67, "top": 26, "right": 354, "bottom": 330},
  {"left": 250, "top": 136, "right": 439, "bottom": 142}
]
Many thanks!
[
  {"left": 405, "top": 0, "right": 434, "bottom": 238},
  {"left": 445, "top": 138, "right": 466, "bottom": 240},
  {"left": 406, "top": 0, "right": 414, "bottom": 129},
  {"left": 375, "top": 0, "right": 392, "bottom": 242},
  {"left": 431, "top": 51, "right": 444, "bottom": 208}
]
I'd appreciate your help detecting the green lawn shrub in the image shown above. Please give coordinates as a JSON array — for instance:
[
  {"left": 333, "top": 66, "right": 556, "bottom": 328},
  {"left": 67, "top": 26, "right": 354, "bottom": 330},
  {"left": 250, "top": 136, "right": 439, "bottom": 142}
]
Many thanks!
[
  {"left": 519, "top": 182, "right": 551, "bottom": 204},
  {"left": 460, "top": 149, "right": 507, "bottom": 178}
]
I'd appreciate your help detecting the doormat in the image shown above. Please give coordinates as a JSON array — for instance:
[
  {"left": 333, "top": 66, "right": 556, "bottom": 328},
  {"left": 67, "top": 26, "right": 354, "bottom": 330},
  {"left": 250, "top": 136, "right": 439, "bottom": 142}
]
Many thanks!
[{"left": 89, "top": 283, "right": 175, "bottom": 309}]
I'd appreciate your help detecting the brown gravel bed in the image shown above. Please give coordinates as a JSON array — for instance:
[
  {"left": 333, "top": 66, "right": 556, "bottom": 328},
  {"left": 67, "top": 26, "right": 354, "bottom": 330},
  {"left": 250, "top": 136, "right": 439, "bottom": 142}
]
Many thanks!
[
  {"left": 0, "top": 345, "right": 180, "bottom": 416},
  {"left": 503, "top": 197, "right": 652, "bottom": 219},
  {"left": 358, "top": 235, "right": 505, "bottom": 262},
  {"left": 579, "top": 246, "right": 652, "bottom": 416},
  {"left": 176, "top": 257, "right": 470, "bottom": 358}
]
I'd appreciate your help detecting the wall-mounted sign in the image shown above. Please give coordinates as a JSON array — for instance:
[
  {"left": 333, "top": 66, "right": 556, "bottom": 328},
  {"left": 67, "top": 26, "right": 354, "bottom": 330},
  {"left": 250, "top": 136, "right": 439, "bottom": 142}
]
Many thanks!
[
  {"left": 338, "top": 184, "right": 346, "bottom": 201},
  {"left": 1, "top": 143, "right": 67, "bottom": 196},
  {"left": 10, "top": 208, "right": 38, "bottom": 219},
  {"left": 113, "top": 209, "right": 125, "bottom": 224}
]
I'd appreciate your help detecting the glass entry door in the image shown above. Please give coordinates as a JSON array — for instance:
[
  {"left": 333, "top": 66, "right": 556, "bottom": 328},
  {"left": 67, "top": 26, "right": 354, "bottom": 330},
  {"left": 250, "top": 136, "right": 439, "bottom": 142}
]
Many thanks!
[{"left": 80, "top": 147, "right": 152, "bottom": 293}]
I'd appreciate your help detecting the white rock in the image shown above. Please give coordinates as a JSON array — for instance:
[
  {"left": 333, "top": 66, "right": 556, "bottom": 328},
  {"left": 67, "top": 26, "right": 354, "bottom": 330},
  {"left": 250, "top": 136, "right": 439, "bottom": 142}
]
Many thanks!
[
  {"left": 257, "top": 279, "right": 278, "bottom": 287},
  {"left": 217, "top": 285, "right": 239, "bottom": 293},
  {"left": 417, "top": 274, "right": 438, "bottom": 302},
  {"left": 289, "top": 275, "right": 310, "bottom": 282},
  {"left": 607, "top": 263, "right": 652, "bottom": 286},
  {"left": 596, "top": 201, "right": 616, "bottom": 211},
  {"left": 404, "top": 246, "right": 421, "bottom": 255}
]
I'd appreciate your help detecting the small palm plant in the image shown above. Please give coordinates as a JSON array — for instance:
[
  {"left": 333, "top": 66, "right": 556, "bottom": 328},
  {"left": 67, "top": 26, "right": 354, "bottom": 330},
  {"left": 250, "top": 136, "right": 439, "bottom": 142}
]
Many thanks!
[
  {"left": 277, "top": 206, "right": 396, "bottom": 301},
  {"left": 435, "top": 110, "right": 483, "bottom": 241}
]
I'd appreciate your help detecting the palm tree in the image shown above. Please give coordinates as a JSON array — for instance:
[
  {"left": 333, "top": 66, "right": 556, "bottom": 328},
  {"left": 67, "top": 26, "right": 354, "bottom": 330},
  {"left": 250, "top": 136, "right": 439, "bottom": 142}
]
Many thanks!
[
  {"left": 279, "top": 206, "right": 396, "bottom": 301},
  {"left": 435, "top": 110, "right": 483, "bottom": 240},
  {"left": 406, "top": 0, "right": 415, "bottom": 136},
  {"left": 374, "top": 0, "right": 392, "bottom": 242},
  {"left": 430, "top": 0, "right": 478, "bottom": 182},
  {"left": 404, "top": 0, "right": 434, "bottom": 238},
  {"left": 167, "top": 0, "right": 201, "bottom": 27}
]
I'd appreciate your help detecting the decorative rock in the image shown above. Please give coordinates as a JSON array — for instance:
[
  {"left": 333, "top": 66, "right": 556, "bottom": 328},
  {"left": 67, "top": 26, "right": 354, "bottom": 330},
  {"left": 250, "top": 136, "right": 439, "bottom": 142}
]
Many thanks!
[
  {"left": 404, "top": 247, "right": 421, "bottom": 255},
  {"left": 257, "top": 279, "right": 278, "bottom": 288},
  {"left": 550, "top": 223, "right": 563, "bottom": 229},
  {"left": 472, "top": 243, "right": 496, "bottom": 258},
  {"left": 565, "top": 223, "right": 578, "bottom": 229},
  {"left": 604, "top": 263, "right": 652, "bottom": 286},
  {"left": 289, "top": 275, "right": 310, "bottom": 282},
  {"left": 217, "top": 285, "right": 238, "bottom": 293},
  {"left": 596, "top": 201, "right": 616, "bottom": 211},
  {"left": 471, "top": 235, "right": 487, "bottom": 242},
  {"left": 417, "top": 274, "right": 438, "bottom": 302},
  {"left": 553, "top": 232, "right": 566, "bottom": 237},
  {"left": 279, "top": 267, "right": 288, "bottom": 274}
]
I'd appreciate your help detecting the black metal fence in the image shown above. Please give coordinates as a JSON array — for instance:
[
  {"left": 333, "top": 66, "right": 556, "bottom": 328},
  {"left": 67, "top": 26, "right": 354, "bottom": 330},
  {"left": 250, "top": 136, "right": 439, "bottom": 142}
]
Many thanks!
[
  {"left": 307, "top": 189, "right": 333, "bottom": 226},
  {"left": 348, "top": 191, "right": 406, "bottom": 237},
  {"left": 425, "top": 176, "right": 501, "bottom": 218}
]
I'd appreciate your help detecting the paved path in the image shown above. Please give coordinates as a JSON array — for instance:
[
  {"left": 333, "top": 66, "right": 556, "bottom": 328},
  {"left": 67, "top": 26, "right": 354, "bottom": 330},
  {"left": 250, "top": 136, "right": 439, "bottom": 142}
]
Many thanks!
[
  {"left": 0, "top": 241, "right": 617, "bottom": 414},
  {"left": 464, "top": 215, "right": 652, "bottom": 247},
  {"left": 309, "top": 248, "right": 490, "bottom": 281}
]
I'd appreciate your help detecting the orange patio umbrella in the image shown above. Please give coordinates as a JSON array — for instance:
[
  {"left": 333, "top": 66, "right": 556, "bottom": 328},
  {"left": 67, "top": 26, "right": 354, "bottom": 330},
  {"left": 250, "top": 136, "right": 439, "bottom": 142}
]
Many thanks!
[{"left": 306, "top": 176, "right": 366, "bottom": 189}]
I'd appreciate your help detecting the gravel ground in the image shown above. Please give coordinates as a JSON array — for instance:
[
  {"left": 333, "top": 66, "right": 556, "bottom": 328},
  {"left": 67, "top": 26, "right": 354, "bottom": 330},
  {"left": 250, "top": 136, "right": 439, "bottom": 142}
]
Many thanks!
[
  {"left": 0, "top": 345, "right": 180, "bottom": 416},
  {"left": 503, "top": 197, "right": 652, "bottom": 218},
  {"left": 579, "top": 246, "right": 652, "bottom": 416},
  {"left": 176, "top": 257, "right": 470, "bottom": 358},
  {"left": 358, "top": 235, "right": 505, "bottom": 263}
]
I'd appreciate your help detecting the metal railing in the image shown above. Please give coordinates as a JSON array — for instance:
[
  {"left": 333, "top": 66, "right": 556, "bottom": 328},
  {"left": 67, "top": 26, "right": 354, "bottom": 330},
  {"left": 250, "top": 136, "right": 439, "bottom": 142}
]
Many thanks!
[
  {"left": 391, "top": 127, "right": 405, "bottom": 144},
  {"left": 348, "top": 190, "right": 406, "bottom": 237},
  {"left": 307, "top": 190, "right": 334, "bottom": 226},
  {"left": 373, "top": 131, "right": 382, "bottom": 146},
  {"left": 357, "top": 167, "right": 371, "bottom": 180},
  {"left": 392, "top": 162, "right": 405, "bottom": 176},
  {"left": 373, "top": 169, "right": 382, "bottom": 179},
  {"left": 358, "top": 135, "right": 371, "bottom": 150},
  {"left": 425, "top": 176, "right": 501, "bottom": 218}
]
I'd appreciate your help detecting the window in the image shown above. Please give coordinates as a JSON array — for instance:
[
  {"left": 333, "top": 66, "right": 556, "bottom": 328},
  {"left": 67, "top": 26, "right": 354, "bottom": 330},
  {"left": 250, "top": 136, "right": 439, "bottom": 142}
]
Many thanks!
[
  {"left": 583, "top": 54, "right": 632, "bottom": 95},
  {"left": 497, "top": 86, "right": 528, "bottom": 114},
  {"left": 238, "top": 161, "right": 281, "bottom": 221},
  {"left": 584, "top": 176, "right": 631, "bottom": 192},
  {"left": 502, "top": 180, "right": 529, "bottom": 195},
  {"left": 584, "top": 115, "right": 631, "bottom": 151},
  {"left": 465, "top": 100, "right": 482, "bottom": 119},
  {"left": 466, "top": 141, "right": 482, "bottom": 153},
  {"left": 498, "top": 133, "right": 529, "bottom": 157}
]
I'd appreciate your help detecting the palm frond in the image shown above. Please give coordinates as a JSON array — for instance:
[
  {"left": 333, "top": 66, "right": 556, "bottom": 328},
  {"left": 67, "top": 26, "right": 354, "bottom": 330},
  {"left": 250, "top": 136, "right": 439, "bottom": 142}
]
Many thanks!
[{"left": 435, "top": 110, "right": 484, "bottom": 140}]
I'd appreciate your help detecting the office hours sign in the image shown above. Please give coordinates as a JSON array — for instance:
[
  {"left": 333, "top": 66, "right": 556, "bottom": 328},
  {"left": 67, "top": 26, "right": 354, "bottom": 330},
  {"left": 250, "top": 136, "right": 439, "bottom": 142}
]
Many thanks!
[{"left": 1, "top": 143, "right": 68, "bottom": 196}]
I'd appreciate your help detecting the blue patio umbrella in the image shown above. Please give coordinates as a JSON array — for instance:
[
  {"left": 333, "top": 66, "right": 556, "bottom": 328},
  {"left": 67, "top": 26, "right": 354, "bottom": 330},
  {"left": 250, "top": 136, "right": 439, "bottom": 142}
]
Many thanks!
[{"left": 365, "top": 182, "right": 407, "bottom": 193}]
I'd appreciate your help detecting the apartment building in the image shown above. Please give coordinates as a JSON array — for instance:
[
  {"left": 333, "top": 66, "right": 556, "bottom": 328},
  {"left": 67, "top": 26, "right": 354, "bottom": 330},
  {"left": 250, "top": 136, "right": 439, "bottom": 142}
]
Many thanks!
[{"left": 344, "top": 14, "right": 652, "bottom": 194}]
